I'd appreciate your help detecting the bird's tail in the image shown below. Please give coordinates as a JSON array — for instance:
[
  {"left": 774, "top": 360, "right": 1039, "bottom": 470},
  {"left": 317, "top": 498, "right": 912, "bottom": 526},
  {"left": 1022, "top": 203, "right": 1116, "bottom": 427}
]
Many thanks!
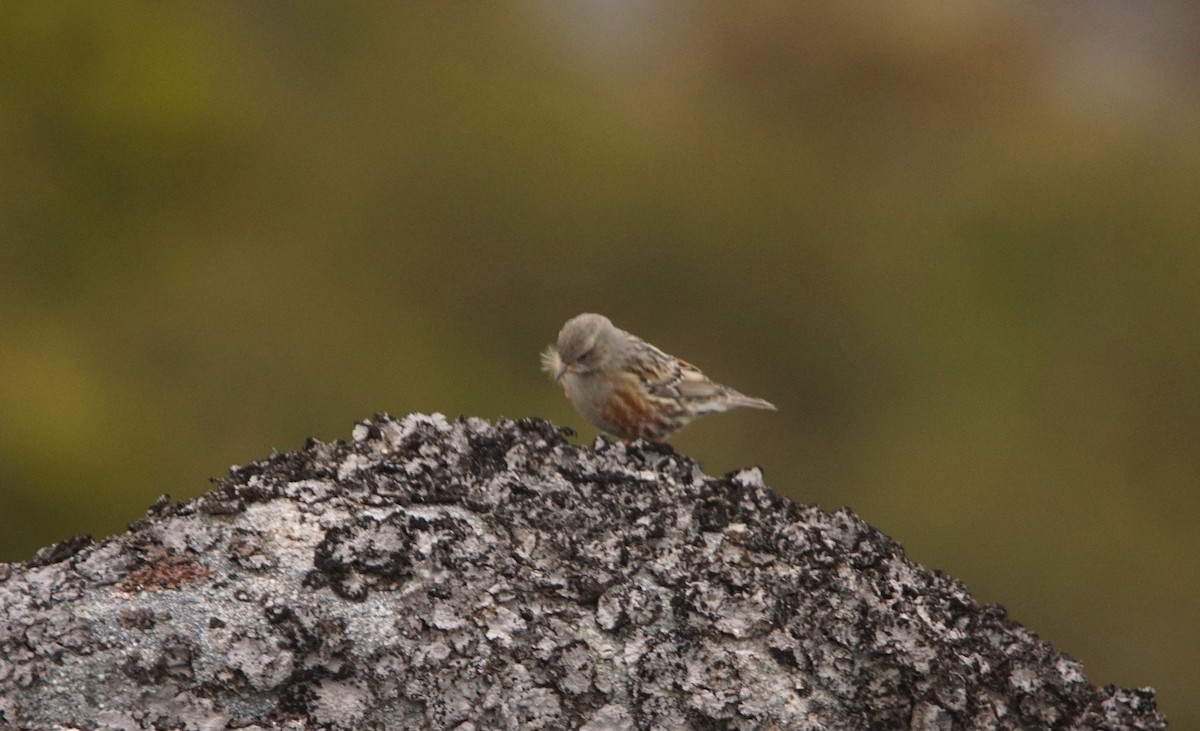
[
  {"left": 729, "top": 392, "right": 777, "bottom": 411},
  {"left": 693, "top": 387, "right": 776, "bottom": 414}
]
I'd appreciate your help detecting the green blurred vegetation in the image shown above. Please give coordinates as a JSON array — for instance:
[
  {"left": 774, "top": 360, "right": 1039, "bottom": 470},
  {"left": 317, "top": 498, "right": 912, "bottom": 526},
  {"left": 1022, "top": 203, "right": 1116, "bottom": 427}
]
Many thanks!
[{"left": 2, "top": 2, "right": 1197, "bottom": 724}]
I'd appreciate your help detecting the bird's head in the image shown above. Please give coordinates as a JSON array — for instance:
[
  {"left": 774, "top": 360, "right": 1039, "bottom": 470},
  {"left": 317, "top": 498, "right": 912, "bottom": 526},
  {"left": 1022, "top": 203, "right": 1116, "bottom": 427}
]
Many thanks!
[{"left": 542, "top": 313, "right": 616, "bottom": 382}]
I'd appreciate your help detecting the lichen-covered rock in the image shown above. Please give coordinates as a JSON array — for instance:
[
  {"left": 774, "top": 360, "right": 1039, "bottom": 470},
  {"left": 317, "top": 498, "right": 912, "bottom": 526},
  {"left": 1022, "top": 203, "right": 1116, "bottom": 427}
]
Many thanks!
[{"left": 0, "top": 413, "right": 1166, "bottom": 730}]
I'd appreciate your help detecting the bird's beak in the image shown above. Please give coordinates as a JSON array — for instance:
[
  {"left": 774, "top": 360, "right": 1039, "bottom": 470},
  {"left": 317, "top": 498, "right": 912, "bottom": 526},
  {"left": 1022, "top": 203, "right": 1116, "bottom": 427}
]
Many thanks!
[{"left": 555, "top": 363, "right": 569, "bottom": 382}]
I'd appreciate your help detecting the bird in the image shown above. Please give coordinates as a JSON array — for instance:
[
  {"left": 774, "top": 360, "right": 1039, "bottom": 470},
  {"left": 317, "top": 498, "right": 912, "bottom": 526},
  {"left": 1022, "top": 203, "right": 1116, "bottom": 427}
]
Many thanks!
[{"left": 541, "top": 313, "right": 776, "bottom": 442}]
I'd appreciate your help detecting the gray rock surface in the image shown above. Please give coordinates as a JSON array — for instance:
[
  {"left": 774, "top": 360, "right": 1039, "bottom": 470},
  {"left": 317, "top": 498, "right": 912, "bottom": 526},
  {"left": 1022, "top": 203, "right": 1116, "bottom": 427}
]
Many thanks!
[{"left": 0, "top": 413, "right": 1166, "bottom": 730}]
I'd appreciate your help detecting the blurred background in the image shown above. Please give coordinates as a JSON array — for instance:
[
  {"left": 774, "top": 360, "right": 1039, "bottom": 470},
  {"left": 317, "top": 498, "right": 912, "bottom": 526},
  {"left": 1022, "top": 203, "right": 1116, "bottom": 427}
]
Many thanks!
[{"left": 1, "top": 1, "right": 1197, "bottom": 723}]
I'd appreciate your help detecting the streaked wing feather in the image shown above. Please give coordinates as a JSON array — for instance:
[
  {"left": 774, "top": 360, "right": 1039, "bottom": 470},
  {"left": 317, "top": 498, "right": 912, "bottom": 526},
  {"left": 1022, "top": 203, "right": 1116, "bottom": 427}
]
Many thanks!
[
  {"left": 624, "top": 333, "right": 776, "bottom": 416},
  {"left": 626, "top": 339, "right": 690, "bottom": 396}
]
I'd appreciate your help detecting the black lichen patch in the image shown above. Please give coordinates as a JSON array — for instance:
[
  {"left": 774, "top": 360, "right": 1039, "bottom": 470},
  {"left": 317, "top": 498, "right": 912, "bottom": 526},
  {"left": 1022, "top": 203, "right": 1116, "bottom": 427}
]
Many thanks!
[
  {"left": 227, "top": 531, "right": 278, "bottom": 572},
  {"left": 26, "top": 534, "right": 95, "bottom": 568},
  {"left": 120, "top": 635, "right": 195, "bottom": 686},
  {"left": 118, "top": 607, "right": 159, "bottom": 631},
  {"left": 312, "top": 516, "right": 416, "bottom": 600}
]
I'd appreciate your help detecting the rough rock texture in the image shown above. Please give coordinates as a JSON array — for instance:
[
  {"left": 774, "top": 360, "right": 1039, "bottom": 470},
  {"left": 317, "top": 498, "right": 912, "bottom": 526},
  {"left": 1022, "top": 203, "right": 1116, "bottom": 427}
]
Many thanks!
[{"left": 0, "top": 413, "right": 1166, "bottom": 730}]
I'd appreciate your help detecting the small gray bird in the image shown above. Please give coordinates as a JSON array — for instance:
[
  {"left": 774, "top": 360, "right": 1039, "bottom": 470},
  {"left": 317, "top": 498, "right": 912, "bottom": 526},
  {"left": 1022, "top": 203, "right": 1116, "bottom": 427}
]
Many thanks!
[{"left": 541, "top": 313, "right": 776, "bottom": 441}]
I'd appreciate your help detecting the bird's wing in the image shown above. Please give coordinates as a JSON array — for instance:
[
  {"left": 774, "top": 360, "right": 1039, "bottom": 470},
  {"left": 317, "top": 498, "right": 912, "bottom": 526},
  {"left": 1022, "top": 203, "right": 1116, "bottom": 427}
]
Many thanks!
[
  {"left": 626, "top": 338, "right": 714, "bottom": 399},
  {"left": 626, "top": 336, "right": 775, "bottom": 412}
]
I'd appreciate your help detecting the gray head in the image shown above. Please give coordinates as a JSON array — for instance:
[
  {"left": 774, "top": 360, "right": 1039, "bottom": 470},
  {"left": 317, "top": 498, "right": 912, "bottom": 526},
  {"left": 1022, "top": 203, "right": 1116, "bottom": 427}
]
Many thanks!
[{"left": 551, "top": 313, "right": 619, "bottom": 380}]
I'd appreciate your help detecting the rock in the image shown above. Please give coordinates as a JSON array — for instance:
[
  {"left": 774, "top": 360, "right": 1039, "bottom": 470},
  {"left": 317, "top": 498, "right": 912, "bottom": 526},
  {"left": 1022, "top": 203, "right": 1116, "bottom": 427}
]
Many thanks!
[{"left": 0, "top": 413, "right": 1166, "bottom": 730}]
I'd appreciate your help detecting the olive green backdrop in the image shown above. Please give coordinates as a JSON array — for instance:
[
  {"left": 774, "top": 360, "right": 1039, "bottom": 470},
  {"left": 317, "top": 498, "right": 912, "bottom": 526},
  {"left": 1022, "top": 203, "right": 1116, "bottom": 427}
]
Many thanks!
[{"left": 2, "top": 3, "right": 1196, "bottom": 725}]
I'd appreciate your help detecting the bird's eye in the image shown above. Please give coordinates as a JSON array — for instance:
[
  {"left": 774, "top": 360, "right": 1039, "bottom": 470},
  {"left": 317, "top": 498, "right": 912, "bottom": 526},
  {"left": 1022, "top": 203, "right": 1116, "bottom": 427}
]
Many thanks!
[{"left": 578, "top": 347, "right": 595, "bottom": 362}]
